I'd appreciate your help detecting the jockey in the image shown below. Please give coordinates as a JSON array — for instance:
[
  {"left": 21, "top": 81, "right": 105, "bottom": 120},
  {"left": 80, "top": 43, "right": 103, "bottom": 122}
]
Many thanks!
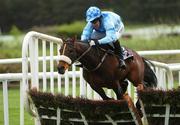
[{"left": 81, "top": 6, "right": 126, "bottom": 69}]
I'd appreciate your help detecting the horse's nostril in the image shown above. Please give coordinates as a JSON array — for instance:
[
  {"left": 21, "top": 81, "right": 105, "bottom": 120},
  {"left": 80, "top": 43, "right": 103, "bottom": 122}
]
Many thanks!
[{"left": 57, "top": 66, "right": 65, "bottom": 74}]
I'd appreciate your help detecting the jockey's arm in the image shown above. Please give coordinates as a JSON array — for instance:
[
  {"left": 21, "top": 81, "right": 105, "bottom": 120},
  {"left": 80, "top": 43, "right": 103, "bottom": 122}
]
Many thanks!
[
  {"left": 81, "top": 23, "right": 93, "bottom": 41},
  {"left": 98, "top": 28, "right": 117, "bottom": 44},
  {"left": 98, "top": 18, "right": 118, "bottom": 44}
]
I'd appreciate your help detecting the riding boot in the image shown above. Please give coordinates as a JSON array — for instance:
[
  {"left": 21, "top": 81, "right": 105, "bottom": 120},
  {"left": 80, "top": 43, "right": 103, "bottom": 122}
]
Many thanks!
[{"left": 113, "top": 41, "right": 126, "bottom": 69}]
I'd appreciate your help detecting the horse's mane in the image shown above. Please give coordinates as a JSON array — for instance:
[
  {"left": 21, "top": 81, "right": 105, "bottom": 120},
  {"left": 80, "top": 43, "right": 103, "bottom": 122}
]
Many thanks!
[
  {"left": 65, "top": 38, "right": 115, "bottom": 57},
  {"left": 65, "top": 38, "right": 88, "bottom": 46}
]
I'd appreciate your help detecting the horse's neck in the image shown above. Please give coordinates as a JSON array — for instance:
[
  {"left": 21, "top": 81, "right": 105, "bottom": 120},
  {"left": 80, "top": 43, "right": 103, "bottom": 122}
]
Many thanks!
[
  {"left": 75, "top": 41, "right": 88, "bottom": 51},
  {"left": 76, "top": 42, "right": 101, "bottom": 69}
]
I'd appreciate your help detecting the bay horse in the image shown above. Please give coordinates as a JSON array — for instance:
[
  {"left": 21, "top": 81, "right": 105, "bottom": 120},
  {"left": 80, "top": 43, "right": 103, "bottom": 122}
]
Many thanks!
[{"left": 57, "top": 38, "right": 157, "bottom": 100}]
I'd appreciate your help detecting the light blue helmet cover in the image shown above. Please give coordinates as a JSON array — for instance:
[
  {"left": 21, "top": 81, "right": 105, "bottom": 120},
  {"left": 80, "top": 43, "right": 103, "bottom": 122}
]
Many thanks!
[{"left": 86, "top": 6, "right": 101, "bottom": 22}]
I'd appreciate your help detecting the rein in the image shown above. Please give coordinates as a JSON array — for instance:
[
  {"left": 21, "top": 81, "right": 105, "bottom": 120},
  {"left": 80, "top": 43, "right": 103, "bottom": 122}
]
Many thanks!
[
  {"left": 73, "top": 45, "right": 92, "bottom": 63},
  {"left": 86, "top": 51, "right": 108, "bottom": 72},
  {"left": 78, "top": 45, "right": 109, "bottom": 72},
  {"left": 72, "top": 43, "right": 109, "bottom": 72}
]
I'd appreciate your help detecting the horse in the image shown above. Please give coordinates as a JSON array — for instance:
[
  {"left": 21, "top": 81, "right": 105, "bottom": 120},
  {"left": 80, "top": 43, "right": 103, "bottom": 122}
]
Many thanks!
[{"left": 57, "top": 38, "right": 157, "bottom": 101}]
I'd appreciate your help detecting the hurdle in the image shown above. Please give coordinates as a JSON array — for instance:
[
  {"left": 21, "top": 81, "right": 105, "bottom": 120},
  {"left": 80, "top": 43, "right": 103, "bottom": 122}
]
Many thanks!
[{"left": 138, "top": 88, "right": 180, "bottom": 125}]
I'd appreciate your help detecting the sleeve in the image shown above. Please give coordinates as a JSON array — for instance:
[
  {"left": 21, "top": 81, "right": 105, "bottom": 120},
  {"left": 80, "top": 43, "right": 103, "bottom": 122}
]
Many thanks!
[
  {"left": 81, "top": 23, "right": 93, "bottom": 41},
  {"left": 98, "top": 19, "right": 118, "bottom": 44}
]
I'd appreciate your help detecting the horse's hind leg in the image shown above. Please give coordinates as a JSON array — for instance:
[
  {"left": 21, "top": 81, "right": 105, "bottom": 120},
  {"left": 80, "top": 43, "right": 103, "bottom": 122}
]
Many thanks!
[
  {"left": 136, "top": 83, "right": 144, "bottom": 118},
  {"left": 136, "top": 99, "right": 143, "bottom": 118}
]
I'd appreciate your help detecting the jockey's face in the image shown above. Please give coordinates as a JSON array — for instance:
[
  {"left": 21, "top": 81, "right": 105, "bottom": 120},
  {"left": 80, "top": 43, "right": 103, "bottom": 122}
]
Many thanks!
[{"left": 91, "top": 19, "right": 100, "bottom": 30}]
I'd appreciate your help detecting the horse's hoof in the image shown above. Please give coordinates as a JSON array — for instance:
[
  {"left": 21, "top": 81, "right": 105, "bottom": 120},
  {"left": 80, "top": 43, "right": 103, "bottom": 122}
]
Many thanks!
[
  {"left": 117, "top": 97, "right": 123, "bottom": 100},
  {"left": 137, "top": 84, "right": 144, "bottom": 91}
]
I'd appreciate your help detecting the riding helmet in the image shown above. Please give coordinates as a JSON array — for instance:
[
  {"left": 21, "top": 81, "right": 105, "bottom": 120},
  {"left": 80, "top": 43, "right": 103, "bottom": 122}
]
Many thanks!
[{"left": 86, "top": 6, "right": 101, "bottom": 22}]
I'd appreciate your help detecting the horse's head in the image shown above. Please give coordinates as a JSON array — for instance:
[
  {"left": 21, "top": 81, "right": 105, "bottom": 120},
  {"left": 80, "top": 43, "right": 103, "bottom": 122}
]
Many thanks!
[{"left": 57, "top": 38, "right": 77, "bottom": 74}]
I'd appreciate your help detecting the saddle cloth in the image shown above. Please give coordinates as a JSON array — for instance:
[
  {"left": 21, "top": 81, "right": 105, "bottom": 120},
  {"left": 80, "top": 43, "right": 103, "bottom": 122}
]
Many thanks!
[{"left": 122, "top": 47, "right": 133, "bottom": 60}]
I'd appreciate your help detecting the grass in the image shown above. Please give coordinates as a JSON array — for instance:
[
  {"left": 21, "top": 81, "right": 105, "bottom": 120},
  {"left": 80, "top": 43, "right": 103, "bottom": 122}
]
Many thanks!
[
  {"left": 0, "top": 83, "right": 82, "bottom": 125},
  {"left": 121, "top": 35, "right": 180, "bottom": 63},
  {"left": 0, "top": 41, "right": 21, "bottom": 59},
  {"left": 121, "top": 35, "right": 180, "bottom": 51},
  {"left": 31, "top": 21, "right": 85, "bottom": 37},
  {"left": 0, "top": 88, "right": 34, "bottom": 125},
  {"left": 57, "top": 21, "right": 85, "bottom": 36}
]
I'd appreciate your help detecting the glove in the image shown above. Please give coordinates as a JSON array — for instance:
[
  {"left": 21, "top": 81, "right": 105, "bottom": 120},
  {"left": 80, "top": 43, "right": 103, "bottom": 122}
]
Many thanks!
[{"left": 89, "top": 40, "right": 99, "bottom": 46}]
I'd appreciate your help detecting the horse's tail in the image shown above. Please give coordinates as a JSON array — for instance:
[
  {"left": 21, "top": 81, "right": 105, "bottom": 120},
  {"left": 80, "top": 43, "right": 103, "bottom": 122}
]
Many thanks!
[{"left": 143, "top": 58, "right": 157, "bottom": 88}]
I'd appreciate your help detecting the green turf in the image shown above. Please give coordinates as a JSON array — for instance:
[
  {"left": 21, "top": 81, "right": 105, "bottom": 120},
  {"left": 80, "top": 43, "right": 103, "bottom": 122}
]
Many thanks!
[
  {"left": 0, "top": 84, "right": 81, "bottom": 125},
  {"left": 0, "top": 88, "right": 34, "bottom": 125}
]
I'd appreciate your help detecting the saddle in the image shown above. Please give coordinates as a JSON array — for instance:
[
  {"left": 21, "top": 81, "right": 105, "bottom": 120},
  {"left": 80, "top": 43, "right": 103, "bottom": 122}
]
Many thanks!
[
  {"left": 122, "top": 47, "right": 133, "bottom": 60},
  {"left": 75, "top": 44, "right": 133, "bottom": 68},
  {"left": 99, "top": 44, "right": 133, "bottom": 60}
]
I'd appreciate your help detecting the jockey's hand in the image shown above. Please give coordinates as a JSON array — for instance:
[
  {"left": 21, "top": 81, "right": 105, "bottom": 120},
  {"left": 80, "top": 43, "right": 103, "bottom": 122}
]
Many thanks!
[{"left": 89, "top": 40, "right": 99, "bottom": 46}]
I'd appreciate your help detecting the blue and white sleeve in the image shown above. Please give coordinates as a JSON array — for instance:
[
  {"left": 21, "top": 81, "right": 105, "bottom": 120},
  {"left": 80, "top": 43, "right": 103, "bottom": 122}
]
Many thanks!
[
  {"left": 81, "top": 23, "right": 93, "bottom": 42},
  {"left": 98, "top": 20, "right": 117, "bottom": 44},
  {"left": 98, "top": 28, "right": 117, "bottom": 44}
]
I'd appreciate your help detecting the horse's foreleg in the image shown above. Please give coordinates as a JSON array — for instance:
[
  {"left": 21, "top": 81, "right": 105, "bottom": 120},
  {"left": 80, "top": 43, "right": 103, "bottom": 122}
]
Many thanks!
[
  {"left": 120, "top": 80, "right": 129, "bottom": 94},
  {"left": 113, "top": 80, "right": 124, "bottom": 100},
  {"left": 90, "top": 85, "right": 111, "bottom": 100}
]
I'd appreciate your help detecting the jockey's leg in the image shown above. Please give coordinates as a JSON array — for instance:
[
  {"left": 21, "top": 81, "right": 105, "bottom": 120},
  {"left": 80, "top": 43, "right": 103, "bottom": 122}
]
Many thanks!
[{"left": 113, "top": 40, "right": 126, "bottom": 69}]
